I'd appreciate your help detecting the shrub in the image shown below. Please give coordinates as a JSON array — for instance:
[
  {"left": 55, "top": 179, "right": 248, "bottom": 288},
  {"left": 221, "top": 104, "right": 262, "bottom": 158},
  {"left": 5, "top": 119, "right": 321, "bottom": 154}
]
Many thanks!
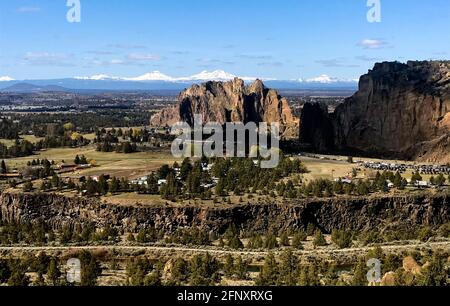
[{"left": 331, "top": 229, "right": 353, "bottom": 249}]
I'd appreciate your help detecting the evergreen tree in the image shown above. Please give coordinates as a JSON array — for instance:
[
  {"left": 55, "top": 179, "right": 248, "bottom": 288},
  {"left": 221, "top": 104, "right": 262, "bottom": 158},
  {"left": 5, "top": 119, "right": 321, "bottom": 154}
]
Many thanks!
[
  {"left": 223, "top": 255, "right": 234, "bottom": 278},
  {"left": 144, "top": 270, "right": 162, "bottom": 286},
  {"left": 146, "top": 174, "right": 159, "bottom": 194},
  {"left": 313, "top": 230, "right": 327, "bottom": 248},
  {"left": 109, "top": 177, "right": 120, "bottom": 194},
  {"left": 0, "top": 160, "right": 7, "bottom": 174},
  {"left": 292, "top": 232, "right": 306, "bottom": 250},
  {"left": 168, "top": 258, "right": 188, "bottom": 285},
  {"left": 331, "top": 229, "right": 353, "bottom": 249},
  {"left": 264, "top": 232, "right": 279, "bottom": 249},
  {"left": 279, "top": 249, "right": 298, "bottom": 286},
  {"left": 47, "top": 258, "right": 61, "bottom": 286},
  {"left": 23, "top": 181, "right": 33, "bottom": 192},
  {"left": 179, "top": 158, "right": 193, "bottom": 181},
  {"left": 419, "top": 254, "right": 447, "bottom": 286},
  {"left": 98, "top": 175, "right": 109, "bottom": 195},
  {"left": 434, "top": 174, "right": 446, "bottom": 187},
  {"left": 234, "top": 256, "right": 249, "bottom": 280},
  {"left": 7, "top": 262, "right": 30, "bottom": 287},
  {"left": 247, "top": 235, "right": 264, "bottom": 249},
  {"left": 228, "top": 235, "right": 244, "bottom": 249},
  {"left": 79, "top": 251, "right": 102, "bottom": 286},
  {"left": 188, "top": 253, "right": 219, "bottom": 286},
  {"left": 255, "top": 253, "right": 278, "bottom": 286},
  {"left": 351, "top": 258, "right": 368, "bottom": 286},
  {"left": 0, "top": 260, "right": 11, "bottom": 283}
]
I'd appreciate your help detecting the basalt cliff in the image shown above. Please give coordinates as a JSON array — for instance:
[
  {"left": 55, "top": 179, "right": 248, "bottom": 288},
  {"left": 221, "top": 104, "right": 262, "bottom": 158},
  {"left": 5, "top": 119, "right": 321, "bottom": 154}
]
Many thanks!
[
  {"left": 150, "top": 78, "right": 299, "bottom": 139},
  {"left": 1, "top": 192, "right": 448, "bottom": 234},
  {"left": 300, "top": 61, "right": 450, "bottom": 162}
]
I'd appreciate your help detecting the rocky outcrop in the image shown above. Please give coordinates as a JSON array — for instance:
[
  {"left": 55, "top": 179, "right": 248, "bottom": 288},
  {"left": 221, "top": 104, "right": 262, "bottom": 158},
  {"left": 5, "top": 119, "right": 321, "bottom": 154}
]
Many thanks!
[
  {"left": 300, "top": 61, "right": 450, "bottom": 161},
  {"left": 299, "top": 103, "right": 334, "bottom": 152},
  {"left": 0, "top": 192, "right": 448, "bottom": 234},
  {"left": 151, "top": 78, "right": 299, "bottom": 139}
]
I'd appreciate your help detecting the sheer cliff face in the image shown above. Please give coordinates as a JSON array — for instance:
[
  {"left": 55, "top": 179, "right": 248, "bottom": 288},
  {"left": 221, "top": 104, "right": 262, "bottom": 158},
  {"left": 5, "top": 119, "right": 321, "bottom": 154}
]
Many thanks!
[
  {"left": 150, "top": 78, "right": 299, "bottom": 139},
  {"left": 300, "top": 61, "right": 450, "bottom": 162},
  {"left": 1, "top": 192, "right": 448, "bottom": 234}
]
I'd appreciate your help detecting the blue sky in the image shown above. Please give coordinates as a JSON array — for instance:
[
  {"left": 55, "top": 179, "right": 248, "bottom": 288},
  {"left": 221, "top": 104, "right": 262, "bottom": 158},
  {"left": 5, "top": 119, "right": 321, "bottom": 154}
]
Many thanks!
[{"left": 0, "top": 0, "right": 449, "bottom": 80}]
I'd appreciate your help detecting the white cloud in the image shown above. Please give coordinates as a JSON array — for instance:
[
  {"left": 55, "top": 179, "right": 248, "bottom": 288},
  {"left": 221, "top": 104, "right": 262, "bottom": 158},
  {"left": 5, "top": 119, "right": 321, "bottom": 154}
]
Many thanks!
[
  {"left": 24, "top": 52, "right": 68, "bottom": 60},
  {"left": 23, "top": 52, "right": 73, "bottom": 66},
  {"left": 358, "top": 39, "right": 387, "bottom": 49},
  {"left": 0, "top": 76, "right": 14, "bottom": 82},
  {"left": 127, "top": 53, "right": 161, "bottom": 61},
  {"left": 16, "top": 6, "right": 41, "bottom": 13},
  {"left": 109, "top": 59, "right": 124, "bottom": 65}
]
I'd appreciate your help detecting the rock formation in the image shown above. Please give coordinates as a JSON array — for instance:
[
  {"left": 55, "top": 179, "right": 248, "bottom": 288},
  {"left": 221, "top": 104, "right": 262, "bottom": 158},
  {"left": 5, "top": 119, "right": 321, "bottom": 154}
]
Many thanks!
[
  {"left": 300, "top": 61, "right": 450, "bottom": 162},
  {"left": 151, "top": 78, "right": 299, "bottom": 139},
  {"left": 1, "top": 192, "right": 448, "bottom": 234}
]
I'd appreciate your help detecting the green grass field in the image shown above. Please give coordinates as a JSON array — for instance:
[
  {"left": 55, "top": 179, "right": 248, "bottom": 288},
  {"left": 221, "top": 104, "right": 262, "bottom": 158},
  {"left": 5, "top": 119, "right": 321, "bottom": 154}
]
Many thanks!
[
  {"left": 4, "top": 145, "right": 180, "bottom": 179},
  {"left": 0, "top": 135, "right": 44, "bottom": 147}
]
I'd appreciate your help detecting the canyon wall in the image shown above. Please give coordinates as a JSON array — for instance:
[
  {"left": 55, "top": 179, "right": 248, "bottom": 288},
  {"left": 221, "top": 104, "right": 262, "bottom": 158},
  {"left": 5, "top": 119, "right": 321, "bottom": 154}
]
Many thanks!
[
  {"left": 300, "top": 61, "right": 450, "bottom": 161},
  {"left": 1, "top": 192, "right": 448, "bottom": 234}
]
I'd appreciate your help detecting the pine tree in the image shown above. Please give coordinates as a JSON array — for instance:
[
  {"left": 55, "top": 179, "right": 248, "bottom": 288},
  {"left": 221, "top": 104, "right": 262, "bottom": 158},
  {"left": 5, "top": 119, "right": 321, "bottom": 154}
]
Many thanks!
[
  {"left": 279, "top": 249, "right": 298, "bottom": 286},
  {"left": 351, "top": 258, "right": 368, "bottom": 286},
  {"left": 419, "top": 254, "right": 447, "bottom": 286},
  {"left": 215, "top": 178, "right": 227, "bottom": 196},
  {"left": 234, "top": 256, "right": 249, "bottom": 280},
  {"left": 331, "top": 229, "right": 353, "bottom": 249},
  {"left": 264, "top": 232, "right": 279, "bottom": 249},
  {"left": 146, "top": 174, "right": 159, "bottom": 194},
  {"left": 7, "top": 261, "right": 30, "bottom": 287},
  {"left": 228, "top": 235, "right": 244, "bottom": 249},
  {"left": 109, "top": 177, "right": 120, "bottom": 194},
  {"left": 223, "top": 255, "right": 234, "bottom": 278},
  {"left": 255, "top": 253, "right": 278, "bottom": 286},
  {"left": 279, "top": 231, "right": 290, "bottom": 247},
  {"left": 0, "top": 160, "right": 7, "bottom": 174},
  {"left": 0, "top": 260, "right": 11, "bottom": 283},
  {"left": 292, "top": 232, "right": 306, "bottom": 250},
  {"left": 79, "top": 251, "right": 102, "bottom": 286},
  {"left": 144, "top": 270, "right": 161, "bottom": 286},
  {"left": 23, "top": 181, "right": 33, "bottom": 192},
  {"left": 435, "top": 174, "right": 446, "bottom": 187},
  {"left": 393, "top": 171, "right": 403, "bottom": 188},
  {"left": 98, "top": 175, "right": 109, "bottom": 195},
  {"left": 313, "top": 230, "right": 327, "bottom": 248},
  {"left": 248, "top": 235, "right": 264, "bottom": 249},
  {"left": 47, "top": 258, "right": 61, "bottom": 286},
  {"left": 127, "top": 233, "right": 135, "bottom": 242}
]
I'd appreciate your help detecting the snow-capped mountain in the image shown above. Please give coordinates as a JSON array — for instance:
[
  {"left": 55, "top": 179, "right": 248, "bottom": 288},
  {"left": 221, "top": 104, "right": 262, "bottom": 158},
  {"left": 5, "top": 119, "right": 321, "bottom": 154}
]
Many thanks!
[
  {"left": 302, "top": 74, "right": 359, "bottom": 84},
  {"left": 0, "top": 76, "right": 14, "bottom": 82},
  {"left": 0, "top": 70, "right": 358, "bottom": 92},
  {"left": 123, "top": 71, "right": 174, "bottom": 82},
  {"left": 74, "top": 70, "right": 262, "bottom": 82}
]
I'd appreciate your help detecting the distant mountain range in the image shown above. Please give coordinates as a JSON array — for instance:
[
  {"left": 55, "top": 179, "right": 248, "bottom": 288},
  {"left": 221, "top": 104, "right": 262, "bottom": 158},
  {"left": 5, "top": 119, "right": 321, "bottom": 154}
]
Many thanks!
[
  {"left": 0, "top": 83, "right": 70, "bottom": 93},
  {"left": 0, "top": 70, "right": 358, "bottom": 93}
]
